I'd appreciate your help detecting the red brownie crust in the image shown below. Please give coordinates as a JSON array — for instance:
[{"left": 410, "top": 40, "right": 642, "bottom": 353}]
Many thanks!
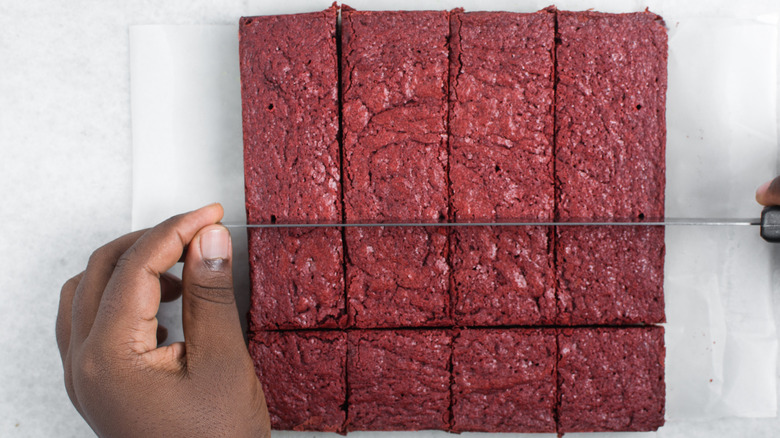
[
  {"left": 347, "top": 329, "right": 452, "bottom": 431},
  {"left": 341, "top": 9, "right": 451, "bottom": 329},
  {"left": 449, "top": 10, "right": 556, "bottom": 326},
  {"left": 452, "top": 329, "right": 556, "bottom": 433},
  {"left": 250, "top": 331, "right": 347, "bottom": 432},
  {"left": 557, "top": 327, "right": 666, "bottom": 432}
]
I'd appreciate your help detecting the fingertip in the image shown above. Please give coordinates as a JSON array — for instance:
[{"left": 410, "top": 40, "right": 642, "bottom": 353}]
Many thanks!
[
  {"left": 193, "top": 203, "right": 224, "bottom": 222},
  {"left": 756, "top": 180, "right": 771, "bottom": 205}
]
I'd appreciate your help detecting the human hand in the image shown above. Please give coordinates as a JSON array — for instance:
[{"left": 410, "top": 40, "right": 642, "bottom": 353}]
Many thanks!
[
  {"left": 56, "top": 204, "right": 270, "bottom": 437},
  {"left": 756, "top": 176, "right": 780, "bottom": 206}
]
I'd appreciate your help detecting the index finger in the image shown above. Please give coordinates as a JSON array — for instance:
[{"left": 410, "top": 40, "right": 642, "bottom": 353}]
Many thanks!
[{"left": 91, "top": 203, "right": 224, "bottom": 355}]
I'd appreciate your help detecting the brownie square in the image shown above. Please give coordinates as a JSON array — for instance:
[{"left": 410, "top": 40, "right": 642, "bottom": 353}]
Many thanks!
[
  {"left": 346, "top": 226, "right": 450, "bottom": 328},
  {"left": 556, "top": 226, "right": 665, "bottom": 325},
  {"left": 240, "top": 6, "right": 341, "bottom": 224},
  {"left": 555, "top": 11, "right": 667, "bottom": 221},
  {"left": 449, "top": 10, "right": 556, "bottom": 326},
  {"left": 347, "top": 330, "right": 452, "bottom": 431},
  {"left": 452, "top": 329, "right": 556, "bottom": 433},
  {"left": 248, "top": 228, "right": 346, "bottom": 330},
  {"left": 555, "top": 11, "right": 667, "bottom": 325},
  {"left": 341, "top": 8, "right": 449, "bottom": 223},
  {"left": 341, "top": 9, "right": 450, "bottom": 328},
  {"left": 451, "top": 227, "right": 555, "bottom": 326},
  {"left": 240, "top": 7, "right": 345, "bottom": 329},
  {"left": 557, "top": 327, "right": 666, "bottom": 432},
  {"left": 449, "top": 9, "right": 555, "bottom": 223},
  {"left": 250, "top": 331, "right": 347, "bottom": 432}
]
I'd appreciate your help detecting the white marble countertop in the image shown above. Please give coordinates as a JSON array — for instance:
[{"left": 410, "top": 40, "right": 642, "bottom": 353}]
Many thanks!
[{"left": 2, "top": 0, "right": 780, "bottom": 437}]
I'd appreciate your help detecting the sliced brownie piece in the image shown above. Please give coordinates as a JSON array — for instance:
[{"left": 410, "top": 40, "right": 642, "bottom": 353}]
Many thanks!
[
  {"left": 555, "top": 11, "right": 667, "bottom": 325},
  {"left": 250, "top": 331, "right": 347, "bottom": 432},
  {"left": 449, "top": 10, "right": 555, "bottom": 222},
  {"left": 452, "top": 329, "right": 556, "bottom": 433},
  {"left": 556, "top": 226, "right": 665, "bottom": 325},
  {"left": 555, "top": 10, "right": 666, "bottom": 221},
  {"left": 451, "top": 227, "right": 555, "bottom": 326},
  {"left": 347, "top": 329, "right": 452, "bottom": 431},
  {"left": 557, "top": 327, "right": 666, "bottom": 432},
  {"left": 449, "top": 10, "right": 556, "bottom": 326},
  {"left": 248, "top": 228, "right": 345, "bottom": 330},
  {"left": 341, "top": 9, "right": 450, "bottom": 328},
  {"left": 240, "top": 7, "right": 345, "bottom": 329},
  {"left": 346, "top": 226, "right": 449, "bottom": 328}
]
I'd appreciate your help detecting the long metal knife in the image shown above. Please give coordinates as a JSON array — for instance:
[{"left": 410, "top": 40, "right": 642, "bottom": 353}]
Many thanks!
[{"left": 223, "top": 207, "right": 780, "bottom": 242}]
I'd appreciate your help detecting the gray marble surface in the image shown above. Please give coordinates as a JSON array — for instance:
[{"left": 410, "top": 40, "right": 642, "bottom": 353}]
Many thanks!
[{"left": 2, "top": 0, "right": 780, "bottom": 437}]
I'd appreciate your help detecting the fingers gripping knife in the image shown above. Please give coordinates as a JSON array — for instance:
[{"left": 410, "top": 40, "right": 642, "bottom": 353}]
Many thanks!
[{"left": 226, "top": 206, "right": 780, "bottom": 243}]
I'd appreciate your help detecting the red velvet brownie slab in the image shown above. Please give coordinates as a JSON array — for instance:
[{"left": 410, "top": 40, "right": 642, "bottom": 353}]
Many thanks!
[
  {"left": 250, "top": 331, "right": 347, "bottom": 432},
  {"left": 341, "top": 9, "right": 450, "bottom": 328},
  {"left": 240, "top": 7, "right": 345, "bottom": 329},
  {"left": 449, "top": 10, "right": 556, "bottom": 326},
  {"left": 452, "top": 329, "right": 556, "bottom": 433},
  {"left": 347, "top": 330, "right": 452, "bottom": 431},
  {"left": 555, "top": 11, "right": 667, "bottom": 325},
  {"left": 557, "top": 327, "right": 666, "bottom": 432}
]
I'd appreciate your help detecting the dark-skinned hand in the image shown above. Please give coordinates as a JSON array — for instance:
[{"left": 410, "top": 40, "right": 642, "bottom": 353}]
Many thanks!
[{"left": 56, "top": 204, "right": 271, "bottom": 437}]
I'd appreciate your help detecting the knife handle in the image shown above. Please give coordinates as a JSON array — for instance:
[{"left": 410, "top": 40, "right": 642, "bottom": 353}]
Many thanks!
[{"left": 761, "top": 206, "right": 780, "bottom": 242}]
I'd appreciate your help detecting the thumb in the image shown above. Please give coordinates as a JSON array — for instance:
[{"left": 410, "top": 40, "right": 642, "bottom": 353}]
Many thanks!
[
  {"left": 756, "top": 175, "right": 780, "bottom": 206},
  {"left": 181, "top": 224, "right": 246, "bottom": 370}
]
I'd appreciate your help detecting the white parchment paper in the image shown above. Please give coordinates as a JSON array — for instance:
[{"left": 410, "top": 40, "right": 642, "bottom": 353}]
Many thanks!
[{"left": 130, "top": 1, "right": 780, "bottom": 430}]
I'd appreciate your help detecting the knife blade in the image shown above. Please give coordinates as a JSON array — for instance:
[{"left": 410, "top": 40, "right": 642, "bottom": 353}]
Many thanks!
[{"left": 223, "top": 207, "right": 780, "bottom": 242}]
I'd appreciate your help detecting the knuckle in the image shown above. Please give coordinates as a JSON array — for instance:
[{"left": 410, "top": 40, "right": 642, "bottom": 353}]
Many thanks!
[
  {"left": 75, "top": 350, "right": 104, "bottom": 381},
  {"left": 87, "top": 245, "right": 115, "bottom": 269},
  {"left": 60, "top": 274, "right": 82, "bottom": 294},
  {"left": 113, "top": 245, "right": 141, "bottom": 272}
]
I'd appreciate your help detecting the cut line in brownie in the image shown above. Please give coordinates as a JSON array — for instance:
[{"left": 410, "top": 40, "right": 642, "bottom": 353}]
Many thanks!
[
  {"left": 250, "top": 330, "right": 347, "bottom": 432},
  {"left": 452, "top": 328, "right": 556, "bottom": 433},
  {"left": 557, "top": 326, "right": 666, "bottom": 432},
  {"left": 347, "top": 329, "right": 452, "bottom": 431},
  {"left": 240, "top": 6, "right": 345, "bottom": 329}
]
